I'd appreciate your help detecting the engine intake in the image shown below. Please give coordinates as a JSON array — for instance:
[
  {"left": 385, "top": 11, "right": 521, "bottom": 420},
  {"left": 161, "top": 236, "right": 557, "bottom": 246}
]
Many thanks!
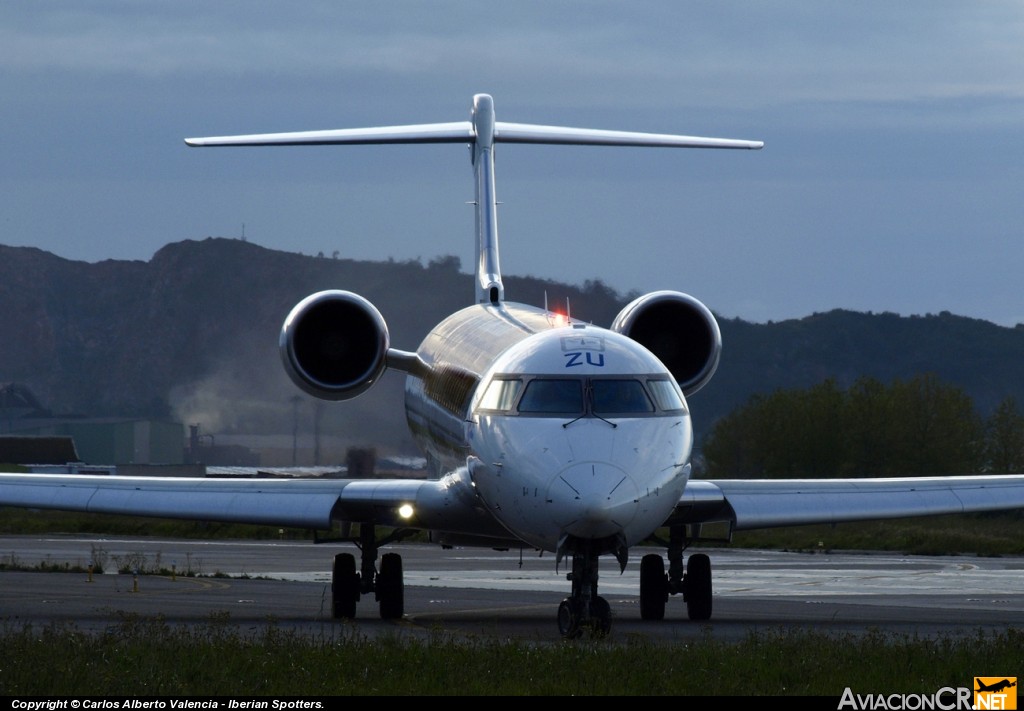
[
  {"left": 610, "top": 291, "right": 721, "bottom": 396},
  {"left": 279, "top": 290, "right": 390, "bottom": 400}
]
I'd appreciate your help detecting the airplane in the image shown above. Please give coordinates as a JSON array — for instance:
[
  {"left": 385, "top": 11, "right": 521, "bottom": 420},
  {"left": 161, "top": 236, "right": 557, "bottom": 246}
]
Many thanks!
[
  {"left": 3, "top": 94, "right": 1024, "bottom": 638},
  {"left": 977, "top": 680, "right": 1017, "bottom": 693}
]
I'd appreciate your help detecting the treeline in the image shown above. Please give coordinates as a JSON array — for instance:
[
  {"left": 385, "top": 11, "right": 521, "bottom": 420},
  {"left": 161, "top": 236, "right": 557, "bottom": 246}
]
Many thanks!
[{"left": 701, "top": 375, "right": 1024, "bottom": 478}]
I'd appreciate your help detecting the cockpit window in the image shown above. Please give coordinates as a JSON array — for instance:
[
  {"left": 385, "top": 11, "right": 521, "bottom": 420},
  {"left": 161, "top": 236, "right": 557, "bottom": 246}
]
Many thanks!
[
  {"left": 593, "top": 381, "right": 655, "bottom": 415},
  {"left": 517, "top": 379, "right": 584, "bottom": 415},
  {"left": 478, "top": 378, "right": 523, "bottom": 412},
  {"left": 591, "top": 379, "right": 655, "bottom": 414},
  {"left": 647, "top": 378, "right": 687, "bottom": 412}
]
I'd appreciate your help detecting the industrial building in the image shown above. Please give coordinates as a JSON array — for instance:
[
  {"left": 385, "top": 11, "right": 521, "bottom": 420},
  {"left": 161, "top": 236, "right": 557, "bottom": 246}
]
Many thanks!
[{"left": 1, "top": 382, "right": 184, "bottom": 467}]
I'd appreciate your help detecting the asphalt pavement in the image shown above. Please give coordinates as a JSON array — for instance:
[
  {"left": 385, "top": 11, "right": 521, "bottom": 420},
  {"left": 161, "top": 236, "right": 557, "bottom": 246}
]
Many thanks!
[{"left": 3, "top": 536, "right": 1023, "bottom": 642}]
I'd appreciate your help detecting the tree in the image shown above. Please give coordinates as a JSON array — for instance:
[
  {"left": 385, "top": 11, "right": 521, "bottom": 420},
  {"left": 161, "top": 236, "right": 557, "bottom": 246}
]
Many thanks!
[
  {"left": 701, "top": 375, "right": 984, "bottom": 478},
  {"left": 984, "top": 397, "right": 1024, "bottom": 473},
  {"left": 885, "top": 374, "right": 981, "bottom": 475}
]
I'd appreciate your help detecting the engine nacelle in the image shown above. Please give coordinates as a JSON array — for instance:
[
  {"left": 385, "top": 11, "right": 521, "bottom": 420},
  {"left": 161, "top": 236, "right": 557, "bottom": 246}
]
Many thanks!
[
  {"left": 610, "top": 291, "right": 721, "bottom": 396},
  {"left": 279, "top": 290, "right": 390, "bottom": 401}
]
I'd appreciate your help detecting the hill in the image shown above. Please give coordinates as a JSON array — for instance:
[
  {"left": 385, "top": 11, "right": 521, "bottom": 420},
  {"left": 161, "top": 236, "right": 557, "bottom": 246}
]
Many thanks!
[{"left": 3, "top": 238, "right": 1023, "bottom": 457}]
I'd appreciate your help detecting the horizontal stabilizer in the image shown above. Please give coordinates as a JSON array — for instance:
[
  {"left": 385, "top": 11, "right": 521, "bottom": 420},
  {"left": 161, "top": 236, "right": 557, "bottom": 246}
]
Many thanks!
[
  {"left": 185, "top": 122, "right": 474, "bottom": 147},
  {"left": 186, "top": 121, "right": 762, "bottom": 151},
  {"left": 494, "top": 122, "right": 763, "bottom": 150}
]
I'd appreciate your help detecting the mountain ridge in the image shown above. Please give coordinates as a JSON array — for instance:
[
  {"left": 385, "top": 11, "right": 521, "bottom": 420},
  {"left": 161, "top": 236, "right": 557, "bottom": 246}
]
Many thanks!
[{"left": 3, "top": 238, "right": 1022, "bottom": 454}]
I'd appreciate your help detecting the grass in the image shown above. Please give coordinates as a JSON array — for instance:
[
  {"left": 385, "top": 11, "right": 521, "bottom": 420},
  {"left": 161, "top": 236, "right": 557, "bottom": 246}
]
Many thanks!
[
  {"left": 0, "top": 553, "right": 91, "bottom": 573},
  {"left": 727, "top": 511, "right": 1024, "bottom": 556},
  {"left": 0, "top": 617, "right": 1017, "bottom": 696},
  {"left": 0, "top": 507, "right": 314, "bottom": 540}
]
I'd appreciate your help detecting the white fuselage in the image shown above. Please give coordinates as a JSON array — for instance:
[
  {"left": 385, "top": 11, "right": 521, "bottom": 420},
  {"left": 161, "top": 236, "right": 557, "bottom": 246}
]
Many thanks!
[{"left": 406, "top": 302, "right": 693, "bottom": 553}]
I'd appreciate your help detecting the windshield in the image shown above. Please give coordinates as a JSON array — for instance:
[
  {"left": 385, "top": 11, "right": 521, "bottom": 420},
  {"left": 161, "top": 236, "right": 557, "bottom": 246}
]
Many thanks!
[
  {"left": 517, "top": 379, "right": 584, "bottom": 415},
  {"left": 591, "top": 379, "right": 654, "bottom": 414},
  {"left": 477, "top": 375, "right": 685, "bottom": 418}
]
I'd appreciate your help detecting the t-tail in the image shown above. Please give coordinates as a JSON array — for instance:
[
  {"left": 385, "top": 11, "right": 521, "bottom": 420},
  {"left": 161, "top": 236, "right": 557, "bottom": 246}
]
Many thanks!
[{"left": 186, "top": 94, "right": 762, "bottom": 306}]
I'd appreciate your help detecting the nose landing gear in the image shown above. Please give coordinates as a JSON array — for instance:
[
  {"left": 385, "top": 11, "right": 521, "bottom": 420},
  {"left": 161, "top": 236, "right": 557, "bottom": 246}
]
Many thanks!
[{"left": 557, "top": 541, "right": 613, "bottom": 638}]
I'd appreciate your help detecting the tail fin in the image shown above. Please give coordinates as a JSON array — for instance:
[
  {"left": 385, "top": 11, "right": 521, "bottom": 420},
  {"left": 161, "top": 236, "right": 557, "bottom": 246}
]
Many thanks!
[{"left": 186, "top": 94, "right": 762, "bottom": 305}]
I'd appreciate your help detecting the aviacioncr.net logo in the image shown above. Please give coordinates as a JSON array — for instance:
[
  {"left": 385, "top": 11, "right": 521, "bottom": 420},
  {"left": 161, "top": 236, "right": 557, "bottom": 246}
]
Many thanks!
[
  {"left": 838, "top": 687, "right": 972, "bottom": 710},
  {"left": 974, "top": 678, "right": 1017, "bottom": 710}
]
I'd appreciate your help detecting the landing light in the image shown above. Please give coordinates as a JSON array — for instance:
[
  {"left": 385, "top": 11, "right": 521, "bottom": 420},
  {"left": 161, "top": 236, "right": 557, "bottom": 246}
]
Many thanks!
[{"left": 398, "top": 504, "right": 415, "bottom": 520}]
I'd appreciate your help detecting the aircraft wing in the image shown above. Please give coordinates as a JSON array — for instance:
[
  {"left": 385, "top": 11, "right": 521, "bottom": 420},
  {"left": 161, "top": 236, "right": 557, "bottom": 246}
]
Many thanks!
[
  {"left": 0, "top": 470, "right": 506, "bottom": 537},
  {"left": 672, "top": 475, "right": 1024, "bottom": 530},
  {"left": 9, "top": 470, "right": 1023, "bottom": 542}
]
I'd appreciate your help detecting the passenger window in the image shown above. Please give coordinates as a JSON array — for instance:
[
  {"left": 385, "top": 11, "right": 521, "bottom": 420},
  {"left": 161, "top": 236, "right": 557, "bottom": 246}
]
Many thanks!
[
  {"left": 517, "top": 379, "right": 583, "bottom": 415},
  {"left": 591, "top": 379, "right": 654, "bottom": 414},
  {"left": 478, "top": 378, "right": 523, "bottom": 412},
  {"left": 647, "top": 379, "right": 686, "bottom": 412}
]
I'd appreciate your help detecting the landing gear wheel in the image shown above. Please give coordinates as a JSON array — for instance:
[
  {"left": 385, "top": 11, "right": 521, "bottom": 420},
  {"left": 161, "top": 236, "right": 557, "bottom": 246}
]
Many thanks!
[
  {"left": 685, "top": 553, "right": 712, "bottom": 621},
  {"left": 557, "top": 598, "right": 583, "bottom": 639},
  {"left": 590, "top": 595, "right": 612, "bottom": 636},
  {"left": 640, "top": 553, "right": 668, "bottom": 621},
  {"left": 331, "top": 552, "right": 359, "bottom": 619},
  {"left": 377, "top": 552, "right": 404, "bottom": 620}
]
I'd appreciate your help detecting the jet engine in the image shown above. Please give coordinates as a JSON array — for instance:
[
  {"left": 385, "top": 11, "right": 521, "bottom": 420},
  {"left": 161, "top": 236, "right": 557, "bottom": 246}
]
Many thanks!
[
  {"left": 610, "top": 291, "right": 721, "bottom": 396},
  {"left": 279, "top": 290, "right": 390, "bottom": 400}
]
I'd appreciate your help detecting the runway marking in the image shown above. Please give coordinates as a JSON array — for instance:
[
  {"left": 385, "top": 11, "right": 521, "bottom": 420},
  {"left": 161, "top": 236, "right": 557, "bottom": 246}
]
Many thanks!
[
  {"left": 409, "top": 602, "right": 555, "bottom": 620},
  {"left": 77, "top": 575, "right": 236, "bottom": 597}
]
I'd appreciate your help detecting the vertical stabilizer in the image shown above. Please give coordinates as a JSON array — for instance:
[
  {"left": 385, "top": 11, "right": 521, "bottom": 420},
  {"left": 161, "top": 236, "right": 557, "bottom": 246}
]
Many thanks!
[{"left": 471, "top": 94, "right": 504, "bottom": 305}]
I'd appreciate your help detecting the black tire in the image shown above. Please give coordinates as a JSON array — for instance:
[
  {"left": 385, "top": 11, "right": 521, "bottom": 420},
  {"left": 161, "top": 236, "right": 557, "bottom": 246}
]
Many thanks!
[
  {"left": 639, "top": 553, "right": 668, "bottom": 621},
  {"left": 590, "top": 595, "right": 612, "bottom": 636},
  {"left": 331, "top": 552, "right": 359, "bottom": 619},
  {"left": 557, "top": 598, "right": 582, "bottom": 639},
  {"left": 685, "top": 553, "right": 713, "bottom": 621},
  {"left": 377, "top": 552, "right": 404, "bottom": 620}
]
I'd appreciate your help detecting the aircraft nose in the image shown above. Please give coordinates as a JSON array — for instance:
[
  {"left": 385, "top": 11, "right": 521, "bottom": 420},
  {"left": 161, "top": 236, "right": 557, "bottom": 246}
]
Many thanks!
[{"left": 547, "top": 461, "right": 639, "bottom": 538}]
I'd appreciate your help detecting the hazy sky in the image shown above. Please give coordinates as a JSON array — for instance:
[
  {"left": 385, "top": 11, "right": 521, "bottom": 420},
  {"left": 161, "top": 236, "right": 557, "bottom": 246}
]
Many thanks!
[{"left": 3, "top": 2, "right": 1024, "bottom": 325}]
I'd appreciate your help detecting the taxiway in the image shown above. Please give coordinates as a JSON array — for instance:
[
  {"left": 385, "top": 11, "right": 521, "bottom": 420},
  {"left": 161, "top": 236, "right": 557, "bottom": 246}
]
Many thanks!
[{"left": 2, "top": 536, "right": 1022, "bottom": 641}]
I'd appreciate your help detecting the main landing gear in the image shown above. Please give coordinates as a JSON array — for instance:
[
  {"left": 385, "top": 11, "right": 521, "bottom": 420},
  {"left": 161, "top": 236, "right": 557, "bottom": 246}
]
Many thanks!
[
  {"left": 330, "top": 524, "right": 409, "bottom": 621},
  {"left": 639, "top": 525, "right": 712, "bottom": 622},
  {"left": 557, "top": 540, "right": 614, "bottom": 638}
]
